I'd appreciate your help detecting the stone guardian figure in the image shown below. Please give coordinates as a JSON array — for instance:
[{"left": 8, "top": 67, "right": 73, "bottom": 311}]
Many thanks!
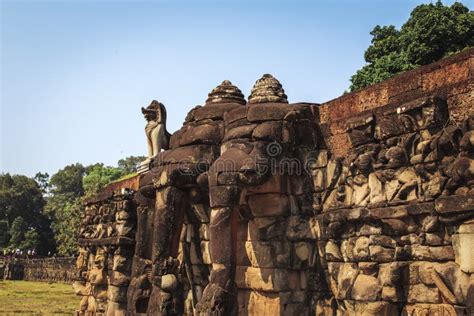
[{"left": 141, "top": 100, "right": 171, "bottom": 160}]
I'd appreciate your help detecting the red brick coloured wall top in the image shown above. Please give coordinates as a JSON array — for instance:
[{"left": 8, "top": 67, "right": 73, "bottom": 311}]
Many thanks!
[
  {"left": 319, "top": 48, "right": 473, "bottom": 158},
  {"left": 84, "top": 174, "right": 139, "bottom": 204}
]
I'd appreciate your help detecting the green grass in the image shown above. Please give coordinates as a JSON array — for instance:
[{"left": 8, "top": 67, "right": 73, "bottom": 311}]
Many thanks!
[{"left": 0, "top": 280, "right": 77, "bottom": 315}]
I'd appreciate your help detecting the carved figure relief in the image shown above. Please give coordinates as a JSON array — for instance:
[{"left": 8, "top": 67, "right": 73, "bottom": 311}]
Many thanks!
[{"left": 76, "top": 56, "right": 474, "bottom": 315}]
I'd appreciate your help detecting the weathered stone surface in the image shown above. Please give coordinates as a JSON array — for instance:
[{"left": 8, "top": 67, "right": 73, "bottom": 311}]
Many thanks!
[
  {"left": 248, "top": 74, "right": 288, "bottom": 104},
  {"left": 205, "top": 80, "right": 246, "bottom": 106},
  {"left": 452, "top": 225, "right": 474, "bottom": 273},
  {"left": 351, "top": 274, "right": 382, "bottom": 301},
  {"left": 106, "top": 301, "right": 127, "bottom": 316},
  {"left": 293, "top": 241, "right": 316, "bottom": 269},
  {"left": 402, "top": 303, "right": 461, "bottom": 316},
  {"left": 235, "top": 266, "right": 299, "bottom": 292},
  {"left": 246, "top": 174, "right": 288, "bottom": 195},
  {"left": 77, "top": 53, "right": 474, "bottom": 315},
  {"left": 152, "top": 144, "right": 219, "bottom": 166},
  {"left": 369, "top": 245, "right": 395, "bottom": 263},
  {"left": 247, "top": 104, "right": 294, "bottom": 122},
  {"left": 252, "top": 121, "right": 283, "bottom": 142},
  {"left": 433, "top": 262, "right": 471, "bottom": 304},
  {"left": 247, "top": 193, "right": 290, "bottom": 217},
  {"left": 332, "top": 262, "right": 359, "bottom": 299},
  {"left": 247, "top": 217, "right": 287, "bottom": 241},
  {"left": 325, "top": 240, "right": 343, "bottom": 262},
  {"left": 108, "top": 285, "right": 128, "bottom": 303},
  {"left": 349, "top": 301, "right": 399, "bottom": 316},
  {"left": 237, "top": 241, "right": 290, "bottom": 268},
  {"left": 435, "top": 195, "right": 474, "bottom": 214},
  {"left": 5, "top": 257, "right": 76, "bottom": 283},
  {"left": 209, "top": 186, "right": 241, "bottom": 207},
  {"left": 347, "top": 114, "right": 375, "bottom": 147},
  {"left": 223, "top": 124, "right": 257, "bottom": 141},
  {"left": 237, "top": 290, "right": 280, "bottom": 315},
  {"left": 406, "top": 284, "right": 440, "bottom": 303},
  {"left": 171, "top": 121, "right": 224, "bottom": 147},
  {"left": 285, "top": 216, "right": 320, "bottom": 240}
]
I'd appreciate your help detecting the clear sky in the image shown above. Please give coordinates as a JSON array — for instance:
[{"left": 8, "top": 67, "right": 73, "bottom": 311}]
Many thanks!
[{"left": 1, "top": 0, "right": 462, "bottom": 177}]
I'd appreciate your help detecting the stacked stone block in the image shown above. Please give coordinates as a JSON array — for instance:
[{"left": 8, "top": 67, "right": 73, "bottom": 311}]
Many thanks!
[
  {"left": 74, "top": 188, "right": 136, "bottom": 316},
  {"left": 197, "top": 74, "right": 327, "bottom": 314},
  {"left": 77, "top": 49, "right": 474, "bottom": 315},
  {"left": 313, "top": 95, "right": 474, "bottom": 315},
  {"left": 21, "top": 257, "right": 76, "bottom": 282},
  {"left": 127, "top": 80, "right": 245, "bottom": 315}
]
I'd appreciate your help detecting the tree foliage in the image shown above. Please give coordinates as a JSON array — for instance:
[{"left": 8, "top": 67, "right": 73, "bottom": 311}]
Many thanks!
[
  {"left": 43, "top": 164, "right": 86, "bottom": 255},
  {"left": 83, "top": 163, "right": 124, "bottom": 197},
  {"left": 22, "top": 228, "right": 41, "bottom": 251},
  {"left": 0, "top": 221, "right": 8, "bottom": 247},
  {"left": 44, "top": 163, "right": 124, "bottom": 255},
  {"left": 117, "top": 155, "right": 147, "bottom": 174},
  {"left": 1, "top": 156, "right": 140, "bottom": 256},
  {"left": 34, "top": 172, "right": 50, "bottom": 195},
  {"left": 9, "top": 216, "right": 26, "bottom": 249},
  {"left": 350, "top": 1, "right": 473, "bottom": 91},
  {"left": 0, "top": 174, "right": 45, "bottom": 224},
  {"left": 46, "top": 195, "right": 83, "bottom": 256},
  {"left": 0, "top": 174, "right": 54, "bottom": 253}
]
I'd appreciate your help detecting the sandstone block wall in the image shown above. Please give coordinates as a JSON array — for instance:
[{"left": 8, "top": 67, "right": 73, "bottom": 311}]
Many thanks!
[
  {"left": 21, "top": 257, "right": 76, "bottom": 282},
  {"left": 319, "top": 48, "right": 473, "bottom": 158},
  {"left": 74, "top": 181, "right": 138, "bottom": 316},
  {"left": 77, "top": 49, "right": 473, "bottom": 315},
  {"left": 1, "top": 257, "right": 76, "bottom": 282}
]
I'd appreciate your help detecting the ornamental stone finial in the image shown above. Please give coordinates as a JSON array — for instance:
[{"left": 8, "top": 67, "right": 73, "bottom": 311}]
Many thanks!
[
  {"left": 205, "top": 80, "right": 246, "bottom": 105},
  {"left": 248, "top": 73, "right": 288, "bottom": 104}
]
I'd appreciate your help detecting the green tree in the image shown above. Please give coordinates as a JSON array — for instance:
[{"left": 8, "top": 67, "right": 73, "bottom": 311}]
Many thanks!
[
  {"left": 350, "top": 1, "right": 473, "bottom": 91},
  {"left": 48, "top": 164, "right": 86, "bottom": 197},
  {"left": 83, "top": 163, "right": 124, "bottom": 197},
  {"left": 48, "top": 196, "right": 83, "bottom": 256},
  {"left": 21, "top": 228, "right": 41, "bottom": 251},
  {"left": 9, "top": 216, "right": 26, "bottom": 249},
  {"left": 0, "top": 174, "right": 54, "bottom": 253},
  {"left": 44, "top": 163, "right": 124, "bottom": 255},
  {"left": 0, "top": 174, "right": 46, "bottom": 224},
  {"left": 0, "top": 220, "right": 8, "bottom": 248},
  {"left": 117, "top": 155, "right": 147, "bottom": 174},
  {"left": 34, "top": 172, "right": 50, "bottom": 195},
  {"left": 44, "top": 164, "right": 86, "bottom": 256}
]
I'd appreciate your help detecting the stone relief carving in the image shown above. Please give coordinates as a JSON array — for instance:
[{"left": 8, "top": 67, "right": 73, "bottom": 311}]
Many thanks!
[
  {"left": 75, "top": 191, "right": 136, "bottom": 316},
  {"left": 76, "top": 70, "right": 473, "bottom": 315}
]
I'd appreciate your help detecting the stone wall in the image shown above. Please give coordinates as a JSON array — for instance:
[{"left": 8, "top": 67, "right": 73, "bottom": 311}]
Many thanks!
[
  {"left": 77, "top": 48, "right": 473, "bottom": 315},
  {"left": 313, "top": 101, "right": 473, "bottom": 314},
  {"left": 1, "top": 257, "right": 76, "bottom": 283},
  {"left": 319, "top": 48, "right": 473, "bottom": 158},
  {"left": 74, "top": 181, "right": 138, "bottom": 316},
  {"left": 22, "top": 257, "right": 76, "bottom": 282}
]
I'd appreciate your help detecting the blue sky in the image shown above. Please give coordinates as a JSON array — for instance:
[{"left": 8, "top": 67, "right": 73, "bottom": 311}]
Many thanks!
[{"left": 1, "top": 0, "right": 462, "bottom": 177}]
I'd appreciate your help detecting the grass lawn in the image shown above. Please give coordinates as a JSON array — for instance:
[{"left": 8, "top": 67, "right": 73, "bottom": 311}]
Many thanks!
[{"left": 0, "top": 280, "right": 77, "bottom": 315}]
